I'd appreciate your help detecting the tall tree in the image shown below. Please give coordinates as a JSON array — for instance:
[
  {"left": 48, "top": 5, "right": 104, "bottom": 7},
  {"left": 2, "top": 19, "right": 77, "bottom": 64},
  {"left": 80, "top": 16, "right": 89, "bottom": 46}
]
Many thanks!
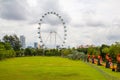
[
  {"left": 100, "top": 44, "right": 110, "bottom": 60},
  {"left": 109, "top": 42, "right": 120, "bottom": 62},
  {"left": 3, "top": 34, "right": 21, "bottom": 51}
]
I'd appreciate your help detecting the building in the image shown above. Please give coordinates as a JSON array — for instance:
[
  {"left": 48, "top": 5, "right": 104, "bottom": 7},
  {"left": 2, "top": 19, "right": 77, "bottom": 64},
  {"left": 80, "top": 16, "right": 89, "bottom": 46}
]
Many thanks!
[
  {"left": 34, "top": 42, "right": 38, "bottom": 49},
  {"left": 20, "top": 35, "right": 26, "bottom": 49}
]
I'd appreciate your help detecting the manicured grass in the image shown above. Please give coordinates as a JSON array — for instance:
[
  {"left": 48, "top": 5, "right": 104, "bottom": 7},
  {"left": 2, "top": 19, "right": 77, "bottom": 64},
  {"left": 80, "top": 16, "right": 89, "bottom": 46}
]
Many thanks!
[
  {"left": 91, "top": 63, "right": 120, "bottom": 79},
  {"left": 0, "top": 56, "right": 108, "bottom": 80}
]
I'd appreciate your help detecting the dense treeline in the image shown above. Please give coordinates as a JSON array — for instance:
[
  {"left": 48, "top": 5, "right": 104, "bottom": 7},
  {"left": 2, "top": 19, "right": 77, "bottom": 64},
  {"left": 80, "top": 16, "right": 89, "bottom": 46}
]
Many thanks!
[
  {"left": 77, "top": 42, "right": 120, "bottom": 63},
  {"left": 0, "top": 42, "right": 15, "bottom": 60},
  {"left": 0, "top": 34, "right": 120, "bottom": 63},
  {"left": 0, "top": 34, "right": 21, "bottom": 60},
  {"left": 15, "top": 48, "right": 71, "bottom": 57}
]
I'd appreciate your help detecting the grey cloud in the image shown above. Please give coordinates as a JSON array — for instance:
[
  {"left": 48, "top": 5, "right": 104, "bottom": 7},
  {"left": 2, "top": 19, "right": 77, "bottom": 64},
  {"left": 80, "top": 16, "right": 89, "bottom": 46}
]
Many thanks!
[
  {"left": 73, "top": 21, "right": 106, "bottom": 28},
  {"left": 86, "top": 21, "right": 106, "bottom": 27},
  {"left": 41, "top": 0, "right": 60, "bottom": 12},
  {"left": 72, "top": 24, "right": 85, "bottom": 28},
  {"left": 0, "top": 0, "right": 28, "bottom": 20},
  {"left": 28, "top": 0, "right": 71, "bottom": 26},
  {"left": 36, "top": 0, "right": 71, "bottom": 26},
  {"left": 113, "top": 20, "right": 120, "bottom": 27},
  {"left": 0, "top": 0, "right": 71, "bottom": 25},
  {"left": 107, "top": 35, "right": 120, "bottom": 40},
  {"left": 40, "top": 13, "right": 71, "bottom": 26}
]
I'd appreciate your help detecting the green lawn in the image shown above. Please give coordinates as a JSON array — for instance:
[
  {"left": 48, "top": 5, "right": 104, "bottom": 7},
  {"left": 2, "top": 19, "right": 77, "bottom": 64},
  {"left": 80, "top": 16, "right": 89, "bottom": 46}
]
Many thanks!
[{"left": 0, "top": 56, "right": 118, "bottom": 80}]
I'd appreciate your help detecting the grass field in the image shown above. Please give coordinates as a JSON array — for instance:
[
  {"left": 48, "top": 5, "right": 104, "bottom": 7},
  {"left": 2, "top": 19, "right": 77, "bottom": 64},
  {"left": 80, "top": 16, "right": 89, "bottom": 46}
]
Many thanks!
[{"left": 0, "top": 56, "right": 119, "bottom": 80}]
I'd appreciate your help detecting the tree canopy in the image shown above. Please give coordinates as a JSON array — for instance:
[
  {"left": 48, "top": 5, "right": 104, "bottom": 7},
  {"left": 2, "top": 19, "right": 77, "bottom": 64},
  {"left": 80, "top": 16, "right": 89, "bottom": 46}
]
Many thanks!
[{"left": 3, "top": 34, "right": 21, "bottom": 51}]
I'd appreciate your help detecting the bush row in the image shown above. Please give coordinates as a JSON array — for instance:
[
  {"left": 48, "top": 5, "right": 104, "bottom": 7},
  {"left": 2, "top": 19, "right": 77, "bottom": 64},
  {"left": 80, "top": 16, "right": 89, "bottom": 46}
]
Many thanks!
[
  {"left": 15, "top": 48, "right": 74, "bottom": 57},
  {"left": 0, "top": 50, "right": 15, "bottom": 60}
]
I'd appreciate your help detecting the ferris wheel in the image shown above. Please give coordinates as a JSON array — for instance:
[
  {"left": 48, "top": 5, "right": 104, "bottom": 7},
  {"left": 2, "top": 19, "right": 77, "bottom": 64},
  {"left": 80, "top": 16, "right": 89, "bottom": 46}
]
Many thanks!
[{"left": 38, "top": 12, "right": 67, "bottom": 49}]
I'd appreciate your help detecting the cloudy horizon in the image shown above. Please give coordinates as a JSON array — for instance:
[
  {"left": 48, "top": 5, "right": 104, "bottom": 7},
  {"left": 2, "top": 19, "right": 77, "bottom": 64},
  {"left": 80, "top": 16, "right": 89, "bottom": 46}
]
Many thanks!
[{"left": 0, "top": 0, "right": 120, "bottom": 48}]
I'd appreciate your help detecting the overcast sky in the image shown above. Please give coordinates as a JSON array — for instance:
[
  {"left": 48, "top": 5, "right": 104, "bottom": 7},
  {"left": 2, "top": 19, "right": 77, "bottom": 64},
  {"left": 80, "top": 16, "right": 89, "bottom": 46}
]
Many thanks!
[{"left": 0, "top": 0, "right": 120, "bottom": 48}]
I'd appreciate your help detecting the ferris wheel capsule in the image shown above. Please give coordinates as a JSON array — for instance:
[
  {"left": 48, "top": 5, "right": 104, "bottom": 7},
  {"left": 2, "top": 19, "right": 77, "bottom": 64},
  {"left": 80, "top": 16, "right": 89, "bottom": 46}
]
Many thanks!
[
  {"left": 64, "top": 34, "right": 67, "bottom": 36},
  {"left": 64, "top": 37, "right": 66, "bottom": 40},
  {"left": 64, "top": 30, "right": 67, "bottom": 32},
  {"left": 48, "top": 12, "right": 50, "bottom": 14},
  {"left": 59, "top": 16, "right": 61, "bottom": 18},
  {"left": 39, "top": 36, "right": 41, "bottom": 38},
  {"left": 38, "top": 23, "right": 41, "bottom": 25},
  {"left": 40, "top": 40, "right": 43, "bottom": 43},
  {"left": 63, "top": 22, "right": 65, "bottom": 25},
  {"left": 61, "top": 19, "right": 63, "bottom": 21},
  {"left": 40, "top": 19, "right": 42, "bottom": 21},
  {"left": 56, "top": 14, "right": 59, "bottom": 16},
  {"left": 44, "top": 13, "right": 47, "bottom": 15},
  {"left": 63, "top": 41, "right": 65, "bottom": 43},
  {"left": 38, "top": 27, "right": 40, "bottom": 29},
  {"left": 54, "top": 12, "right": 56, "bottom": 14},
  {"left": 38, "top": 32, "right": 40, "bottom": 34},
  {"left": 64, "top": 26, "right": 66, "bottom": 28}
]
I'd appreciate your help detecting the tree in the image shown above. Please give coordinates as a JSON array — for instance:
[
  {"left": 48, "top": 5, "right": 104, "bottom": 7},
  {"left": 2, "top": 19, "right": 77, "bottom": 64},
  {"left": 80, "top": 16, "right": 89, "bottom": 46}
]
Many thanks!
[
  {"left": 3, "top": 34, "right": 21, "bottom": 51},
  {"left": 4, "top": 42, "right": 12, "bottom": 50},
  {"left": 0, "top": 42, "right": 15, "bottom": 60},
  {"left": 102, "top": 47, "right": 109, "bottom": 54},
  {"left": 0, "top": 42, "right": 5, "bottom": 50},
  {"left": 61, "top": 49, "right": 72, "bottom": 56},
  {"left": 77, "top": 47, "right": 88, "bottom": 54},
  {"left": 87, "top": 47, "right": 96, "bottom": 55},
  {"left": 24, "top": 48, "right": 32, "bottom": 56},
  {"left": 100, "top": 44, "right": 110, "bottom": 60},
  {"left": 109, "top": 42, "right": 120, "bottom": 62}
]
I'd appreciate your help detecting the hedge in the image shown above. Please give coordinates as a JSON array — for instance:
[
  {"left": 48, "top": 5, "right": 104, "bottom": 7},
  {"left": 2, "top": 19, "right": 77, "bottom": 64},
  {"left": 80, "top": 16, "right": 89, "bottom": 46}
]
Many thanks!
[{"left": 0, "top": 50, "right": 15, "bottom": 60}]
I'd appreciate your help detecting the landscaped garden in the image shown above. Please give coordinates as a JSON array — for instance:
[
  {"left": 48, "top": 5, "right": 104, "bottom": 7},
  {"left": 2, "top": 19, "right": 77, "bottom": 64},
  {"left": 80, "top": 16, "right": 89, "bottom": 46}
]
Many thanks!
[
  {"left": 0, "top": 56, "right": 115, "bottom": 80},
  {"left": 0, "top": 35, "right": 120, "bottom": 80}
]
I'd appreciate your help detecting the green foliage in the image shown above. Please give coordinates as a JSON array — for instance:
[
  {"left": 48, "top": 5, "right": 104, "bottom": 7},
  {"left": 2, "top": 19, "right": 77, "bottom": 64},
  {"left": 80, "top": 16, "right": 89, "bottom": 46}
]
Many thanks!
[
  {"left": 24, "top": 48, "right": 32, "bottom": 56},
  {"left": 15, "top": 49, "right": 24, "bottom": 57},
  {"left": 109, "top": 42, "right": 120, "bottom": 55},
  {"left": 3, "top": 34, "right": 21, "bottom": 51},
  {"left": 61, "top": 49, "right": 72, "bottom": 56},
  {"left": 0, "top": 42, "right": 15, "bottom": 60},
  {"left": 0, "top": 56, "right": 107, "bottom": 80},
  {"left": 109, "top": 42, "right": 120, "bottom": 62},
  {"left": 45, "top": 49, "right": 61, "bottom": 56},
  {"left": 102, "top": 47, "right": 109, "bottom": 54},
  {"left": 36, "top": 49, "right": 43, "bottom": 55},
  {"left": 87, "top": 47, "right": 100, "bottom": 55},
  {"left": 0, "top": 42, "right": 5, "bottom": 50},
  {"left": 24, "top": 48, "right": 38, "bottom": 56},
  {"left": 77, "top": 47, "right": 88, "bottom": 54},
  {"left": 67, "top": 50, "right": 86, "bottom": 60},
  {"left": 100, "top": 44, "right": 110, "bottom": 60},
  {"left": 0, "top": 50, "right": 15, "bottom": 60},
  {"left": 4, "top": 42, "right": 12, "bottom": 50}
]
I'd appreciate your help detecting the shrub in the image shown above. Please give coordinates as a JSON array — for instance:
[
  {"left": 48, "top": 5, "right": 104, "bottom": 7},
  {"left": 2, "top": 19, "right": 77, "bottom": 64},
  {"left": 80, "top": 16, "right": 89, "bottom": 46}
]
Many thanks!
[
  {"left": 16, "top": 50, "right": 24, "bottom": 57},
  {"left": 0, "top": 50, "right": 15, "bottom": 60},
  {"left": 61, "top": 49, "right": 72, "bottom": 56},
  {"left": 67, "top": 50, "right": 86, "bottom": 60}
]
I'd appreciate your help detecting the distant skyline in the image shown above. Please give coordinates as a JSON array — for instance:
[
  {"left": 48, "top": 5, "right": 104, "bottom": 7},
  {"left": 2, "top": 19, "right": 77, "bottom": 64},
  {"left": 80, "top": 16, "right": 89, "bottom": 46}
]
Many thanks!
[{"left": 0, "top": 0, "right": 120, "bottom": 47}]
